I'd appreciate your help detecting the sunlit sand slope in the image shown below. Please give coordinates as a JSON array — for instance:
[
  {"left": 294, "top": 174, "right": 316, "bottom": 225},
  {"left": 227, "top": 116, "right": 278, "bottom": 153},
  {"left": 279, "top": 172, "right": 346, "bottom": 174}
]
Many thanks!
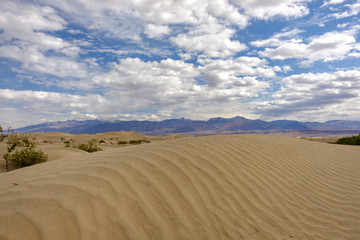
[{"left": 0, "top": 134, "right": 359, "bottom": 240}]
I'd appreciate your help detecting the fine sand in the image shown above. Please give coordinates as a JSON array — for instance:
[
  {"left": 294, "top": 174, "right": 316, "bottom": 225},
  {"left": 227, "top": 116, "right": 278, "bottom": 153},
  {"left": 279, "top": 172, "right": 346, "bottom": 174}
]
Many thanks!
[
  {"left": 0, "top": 131, "right": 186, "bottom": 167},
  {"left": 0, "top": 134, "right": 359, "bottom": 240}
]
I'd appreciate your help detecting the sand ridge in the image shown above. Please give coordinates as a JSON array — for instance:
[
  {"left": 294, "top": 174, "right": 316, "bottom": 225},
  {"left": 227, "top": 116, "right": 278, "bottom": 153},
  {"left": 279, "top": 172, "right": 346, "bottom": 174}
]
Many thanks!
[
  {"left": 0, "top": 134, "right": 359, "bottom": 239},
  {"left": 0, "top": 131, "right": 186, "bottom": 166}
]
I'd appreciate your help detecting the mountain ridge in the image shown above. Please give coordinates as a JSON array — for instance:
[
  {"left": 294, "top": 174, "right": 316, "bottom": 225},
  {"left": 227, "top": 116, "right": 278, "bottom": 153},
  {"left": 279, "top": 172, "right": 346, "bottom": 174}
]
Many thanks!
[{"left": 15, "top": 117, "right": 360, "bottom": 136}]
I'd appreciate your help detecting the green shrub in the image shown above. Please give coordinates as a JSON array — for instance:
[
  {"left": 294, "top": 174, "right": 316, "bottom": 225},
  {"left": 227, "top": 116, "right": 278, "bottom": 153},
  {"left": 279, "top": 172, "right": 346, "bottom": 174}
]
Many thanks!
[
  {"left": 78, "top": 141, "right": 102, "bottom": 153},
  {"left": 0, "top": 126, "right": 6, "bottom": 142},
  {"left": 117, "top": 140, "right": 128, "bottom": 145},
  {"left": 1, "top": 128, "right": 46, "bottom": 171},
  {"left": 64, "top": 140, "right": 71, "bottom": 147},
  {"left": 335, "top": 134, "right": 360, "bottom": 145},
  {"left": 3, "top": 148, "right": 48, "bottom": 170},
  {"left": 129, "top": 140, "right": 142, "bottom": 144},
  {"left": 130, "top": 139, "right": 150, "bottom": 144}
]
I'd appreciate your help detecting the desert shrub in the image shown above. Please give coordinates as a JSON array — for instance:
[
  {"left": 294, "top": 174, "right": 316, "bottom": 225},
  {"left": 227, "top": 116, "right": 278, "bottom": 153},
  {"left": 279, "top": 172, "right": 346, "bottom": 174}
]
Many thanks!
[
  {"left": 4, "top": 148, "right": 48, "bottom": 170},
  {"left": 0, "top": 126, "right": 6, "bottom": 142},
  {"left": 6, "top": 133, "right": 22, "bottom": 146},
  {"left": 335, "top": 134, "right": 360, "bottom": 145},
  {"left": 129, "top": 139, "right": 150, "bottom": 144},
  {"left": 78, "top": 141, "right": 102, "bottom": 153},
  {"left": 99, "top": 140, "right": 106, "bottom": 144},
  {"left": 64, "top": 140, "right": 71, "bottom": 147},
  {"left": 129, "top": 140, "right": 142, "bottom": 144},
  {"left": 22, "top": 136, "right": 37, "bottom": 148},
  {"left": 0, "top": 134, "right": 5, "bottom": 142},
  {"left": 118, "top": 139, "right": 151, "bottom": 145},
  {"left": 1, "top": 127, "right": 47, "bottom": 171}
]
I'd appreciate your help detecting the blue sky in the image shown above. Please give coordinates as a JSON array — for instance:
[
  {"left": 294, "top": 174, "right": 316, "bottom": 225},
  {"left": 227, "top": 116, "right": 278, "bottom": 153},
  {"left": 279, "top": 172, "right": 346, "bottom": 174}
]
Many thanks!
[{"left": 0, "top": 0, "right": 360, "bottom": 127}]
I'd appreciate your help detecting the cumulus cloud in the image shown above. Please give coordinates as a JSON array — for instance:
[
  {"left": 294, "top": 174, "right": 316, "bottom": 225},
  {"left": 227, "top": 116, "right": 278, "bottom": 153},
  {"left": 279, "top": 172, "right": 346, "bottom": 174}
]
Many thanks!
[
  {"left": 0, "top": 89, "right": 108, "bottom": 112},
  {"left": 0, "top": 89, "right": 109, "bottom": 127},
  {"left": 255, "top": 30, "right": 359, "bottom": 67},
  {"left": 199, "top": 57, "right": 280, "bottom": 87},
  {"left": 92, "top": 58, "right": 199, "bottom": 108},
  {"left": 171, "top": 21, "right": 247, "bottom": 58},
  {"left": 233, "top": 0, "right": 310, "bottom": 20},
  {"left": 144, "top": 24, "right": 171, "bottom": 39},
  {"left": 1, "top": 0, "right": 359, "bottom": 127},
  {"left": 255, "top": 70, "right": 360, "bottom": 121},
  {"left": 321, "top": 0, "right": 347, "bottom": 7},
  {"left": 20, "top": 0, "right": 314, "bottom": 62},
  {"left": 91, "top": 57, "right": 270, "bottom": 109},
  {"left": 0, "top": 55, "right": 273, "bottom": 126},
  {"left": 0, "top": 1, "right": 88, "bottom": 78}
]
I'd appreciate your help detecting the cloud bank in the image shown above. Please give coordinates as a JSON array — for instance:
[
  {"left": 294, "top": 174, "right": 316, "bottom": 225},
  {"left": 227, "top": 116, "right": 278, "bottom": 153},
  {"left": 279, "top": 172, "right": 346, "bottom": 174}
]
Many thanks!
[{"left": 0, "top": 0, "right": 359, "bottom": 127}]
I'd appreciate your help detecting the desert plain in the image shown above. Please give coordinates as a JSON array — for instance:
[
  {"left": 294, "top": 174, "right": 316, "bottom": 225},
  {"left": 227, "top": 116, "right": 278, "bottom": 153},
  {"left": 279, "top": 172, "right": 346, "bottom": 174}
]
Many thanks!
[{"left": 0, "top": 132, "right": 359, "bottom": 240}]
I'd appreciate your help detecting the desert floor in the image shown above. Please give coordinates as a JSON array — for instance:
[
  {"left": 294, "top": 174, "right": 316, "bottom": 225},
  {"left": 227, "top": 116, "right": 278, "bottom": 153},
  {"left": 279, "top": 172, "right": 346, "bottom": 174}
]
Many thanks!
[{"left": 0, "top": 133, "right": 359, "bottom": 240}]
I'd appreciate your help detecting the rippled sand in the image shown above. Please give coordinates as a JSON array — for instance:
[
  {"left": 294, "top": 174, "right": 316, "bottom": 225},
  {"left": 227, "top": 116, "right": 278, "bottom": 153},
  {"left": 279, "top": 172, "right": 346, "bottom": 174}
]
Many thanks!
[{"left": 0, "top": 134, "right": 359, "bottom": 240}]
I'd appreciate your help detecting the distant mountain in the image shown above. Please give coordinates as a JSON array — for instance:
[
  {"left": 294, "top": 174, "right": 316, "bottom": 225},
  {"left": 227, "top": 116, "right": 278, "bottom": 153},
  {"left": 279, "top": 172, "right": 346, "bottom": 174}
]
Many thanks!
[{"left": 16, "top": 117, "right": 360, "bottom": 136}]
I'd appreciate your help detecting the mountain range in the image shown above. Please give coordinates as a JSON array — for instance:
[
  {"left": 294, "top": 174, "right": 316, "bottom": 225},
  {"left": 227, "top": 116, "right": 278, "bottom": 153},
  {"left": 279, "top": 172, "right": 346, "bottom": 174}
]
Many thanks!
[{"left": 16, "top": 116, "right": 360, "bottom": 136}]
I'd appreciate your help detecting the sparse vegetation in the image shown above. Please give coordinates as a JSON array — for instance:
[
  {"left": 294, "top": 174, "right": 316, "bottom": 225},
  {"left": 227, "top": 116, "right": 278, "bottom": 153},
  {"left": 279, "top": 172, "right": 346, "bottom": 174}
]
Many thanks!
[
  {"left": 0, "top": 126, "right": 6, "bottom": 142},
  {"left": 64, "top": 140, "right": 71, "bottom": 147},
  {"left": 117, "top": 139, "right": 150, "bottom": 145},
  {"left": 4, "top": 148, "right": 48, "bottom": 170},
  {"left": 77, "top": 141, "right": 102, "bottom": 153},
  {"left": 1, "top": 126, "right": 48, "bottom": 171},
  {"left": 64, "top": 139, "right": 76, "bottom": 148},
  {"left": 335, "top": 134, "right": 360, "bottom": 145}
]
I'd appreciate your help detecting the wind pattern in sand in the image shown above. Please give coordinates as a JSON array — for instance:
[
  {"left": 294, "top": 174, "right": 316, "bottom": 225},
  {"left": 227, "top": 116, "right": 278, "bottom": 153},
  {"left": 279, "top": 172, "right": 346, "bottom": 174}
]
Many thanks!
[{"left": 0, "top": 135, "right": 360, "bottom": 240}]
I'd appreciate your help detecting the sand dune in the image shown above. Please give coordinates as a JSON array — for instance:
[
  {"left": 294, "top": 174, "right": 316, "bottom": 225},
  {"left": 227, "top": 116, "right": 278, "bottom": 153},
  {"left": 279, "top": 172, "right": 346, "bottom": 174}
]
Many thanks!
[{"left": 0, "top": 134, "right": 359, "bottom": 240}]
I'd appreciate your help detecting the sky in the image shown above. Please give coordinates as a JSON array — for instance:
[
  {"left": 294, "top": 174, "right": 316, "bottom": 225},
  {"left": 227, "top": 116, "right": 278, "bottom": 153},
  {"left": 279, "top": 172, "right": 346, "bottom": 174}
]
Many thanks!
[{"left": 0, "top": 0, "right": 360, "bottom": 128}]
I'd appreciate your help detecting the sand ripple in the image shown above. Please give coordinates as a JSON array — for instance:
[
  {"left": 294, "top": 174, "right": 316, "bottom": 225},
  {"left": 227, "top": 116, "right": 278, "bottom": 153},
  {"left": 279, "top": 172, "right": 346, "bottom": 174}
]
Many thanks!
[{"left": 0, "top": 134, "right": 360, "bottom": 240}]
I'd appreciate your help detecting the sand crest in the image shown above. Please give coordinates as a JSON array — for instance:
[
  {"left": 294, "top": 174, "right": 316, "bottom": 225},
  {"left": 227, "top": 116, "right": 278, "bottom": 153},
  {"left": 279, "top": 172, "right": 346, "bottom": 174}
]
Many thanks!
[{"left": 0, "top": 134, "right": 359, "bottom": 240}]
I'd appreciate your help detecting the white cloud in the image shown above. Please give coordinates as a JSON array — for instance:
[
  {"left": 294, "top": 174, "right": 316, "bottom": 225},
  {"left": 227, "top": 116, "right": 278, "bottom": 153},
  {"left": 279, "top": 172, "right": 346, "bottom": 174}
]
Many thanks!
[
  {"left": 1, "top": 0, "right": 359, "bottom": 127},
  {"left": 144, "top": 24, "right": 171, "bottom": 39},
  {"left": 0, "top": 1, "right": 88, "bottom": 78},
  {"left": 0, "top": 89, "right": 107, "bottom": 111},
  {"left": 332, "top": 0, "right": 360, "bottom": 18},
  {"left": 199, "top": 57, "right": 279, "bottom": 87},
  {"left": 30, "top": 0, "right": 314, "bottom": 61},
  {"left": 171, "top": 22, "right": 247, "bottom": 58},
  {"left": 250, "top": 28, "right": 303, "bottom": 47},
  {"left": 206, "top": 0, "right": 248, "bottom": 27},
  {"left": 233, "top": 0, "right": 310, "bottom": 20},
  {"left": 255, "top": 70, "right": 360, "bottom": 121},
  {"left": 256, "top": 30, "right": 358, "bottom": 67},
  {"left": 321, "top": 0, "right": 347, "bottom": 7},
  {"left": 37, "top": 0, "right": 250, "bottom": 59},
  {"left": 327, "top": 0, "right": 347, "bottom": 4},
  {"left": 337, "top": 23, "right": 349, "bottom": 28},
  {"left": 92, "top": 57, "right": 270, "bottom": 109},
  {"left": 0, "top": 45, "right": 87, "bottom": 78},
  {"left": 92, "top": 58, "right": 200, "bottom": 109},
  {"left": 0, "top": 55, "right": 272, "bottom": 127},
  {"left": 0, "top": 2, "right": 70, "bottom": 52},
  {"left": 39, "top": 0, "right": 247, "bottom": 37}
]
